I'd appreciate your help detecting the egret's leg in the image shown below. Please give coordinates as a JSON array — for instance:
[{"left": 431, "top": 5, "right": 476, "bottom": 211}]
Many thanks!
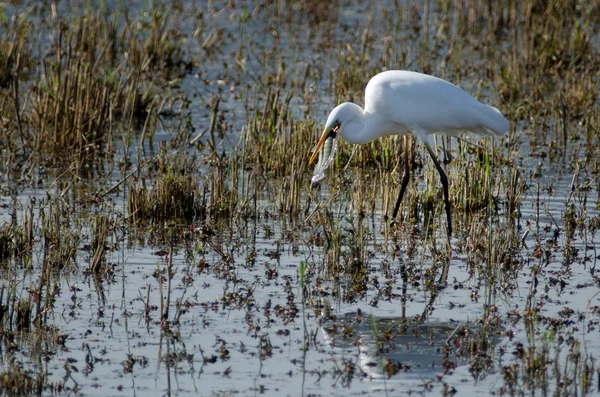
[
  {"left": 423, "top": 142, "right": 452, "bottom": 238},
  {"left": 391, "top": 137, "right": 411, "bottom": 223}
]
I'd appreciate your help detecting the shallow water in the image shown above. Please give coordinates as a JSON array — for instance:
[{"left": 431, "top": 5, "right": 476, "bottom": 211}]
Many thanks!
[
  {"left": 1, "top": 1, "right": 599, "bottom": 396},
  {"left": 2, "top": 161, "right": 596, "bottom": 396}
]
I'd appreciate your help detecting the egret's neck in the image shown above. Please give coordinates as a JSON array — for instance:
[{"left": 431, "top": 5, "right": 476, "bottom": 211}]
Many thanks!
[{"left": 338, "top": 103, "right": 371, "bottom": 144}]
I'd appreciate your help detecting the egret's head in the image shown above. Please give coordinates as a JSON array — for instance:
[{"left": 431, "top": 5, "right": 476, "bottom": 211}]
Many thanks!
[{"left": 309, "top": 103, "right": 363, "bottom": 186}]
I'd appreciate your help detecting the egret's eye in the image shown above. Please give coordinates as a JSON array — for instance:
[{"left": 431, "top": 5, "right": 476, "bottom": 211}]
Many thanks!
[{"left": 329, "top": 123, "right": 340, "bottom": 138}]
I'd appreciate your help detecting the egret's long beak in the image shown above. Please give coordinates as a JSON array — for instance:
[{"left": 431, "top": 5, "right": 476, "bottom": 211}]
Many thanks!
[{"left": 309, "top": 127, "right": 331, "bottom": 165}]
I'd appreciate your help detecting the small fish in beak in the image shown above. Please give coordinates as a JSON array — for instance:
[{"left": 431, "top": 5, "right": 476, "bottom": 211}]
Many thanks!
[
  {"left": 310, "top": 135, "right": 337, "bottom": 186},
  {"left": 309, "top": 123, "right": 339, "bottom": 187}
]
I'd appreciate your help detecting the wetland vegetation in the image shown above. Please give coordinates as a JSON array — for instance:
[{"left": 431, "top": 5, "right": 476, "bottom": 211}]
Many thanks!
[{"left": 0, "top": 0, "right": 599, "bottom": 396}]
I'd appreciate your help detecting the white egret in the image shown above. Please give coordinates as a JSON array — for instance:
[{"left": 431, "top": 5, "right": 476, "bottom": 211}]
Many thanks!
[{"left": 309, "top": 70, "right": 509, "bottom": 237}]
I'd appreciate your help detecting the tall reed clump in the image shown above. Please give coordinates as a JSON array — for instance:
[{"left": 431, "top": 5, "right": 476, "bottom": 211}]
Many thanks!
[
  {"left": 90, "top": 214, "right": 110, "bottom": 273},
  {"left": 39, "top": 195, "right": 80, "bottom": 273},
  {"left": 0, "top": 3, "right": 190, "bottom": 166},
  {"left": 0, "top": 17, "right": 30, "bottom": 89},
  {"left": 0, "top": 195, "right": 71, "bottom": 336},
  {"left": 30, "top": 11, "right": 122, "bottom": 156},
  {"left": 0, "top": 198, "right": 33, "bottom": 267},
  {"left": 442, "top": 0, "right": 599, "bottom": 146},
  {"left": 240, "top": 88, "right": 316, "bottom": 217},
  {"left": 0, "top": 15, "right": 33, "bottom": 157},
  {"left": 0, "top": 222, "right": 22, "bottom": 263},
  {"left": 128, "top": 170, "right": 206, "bottom": 224},
  {"left": 128, "top": 147, "right": 207, "bottom": 224}
]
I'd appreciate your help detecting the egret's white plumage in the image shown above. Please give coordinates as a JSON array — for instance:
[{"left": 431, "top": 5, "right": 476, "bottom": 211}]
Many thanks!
[
  {"left": 324, "top": 70, "right": 509, "bottom": 145},
  {"left": 309, "top": 70, "right": 509, "bottom": 237}
]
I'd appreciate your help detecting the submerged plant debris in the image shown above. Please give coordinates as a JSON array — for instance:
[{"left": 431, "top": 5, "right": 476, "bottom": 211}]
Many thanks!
[{"left": 0, "top": 1, "right": 599, "bottom": 396}]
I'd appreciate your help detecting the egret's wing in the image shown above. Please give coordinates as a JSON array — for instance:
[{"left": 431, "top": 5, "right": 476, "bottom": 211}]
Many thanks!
[{"left": 366, "top": 71, "right": 509, "bottom": 137}]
